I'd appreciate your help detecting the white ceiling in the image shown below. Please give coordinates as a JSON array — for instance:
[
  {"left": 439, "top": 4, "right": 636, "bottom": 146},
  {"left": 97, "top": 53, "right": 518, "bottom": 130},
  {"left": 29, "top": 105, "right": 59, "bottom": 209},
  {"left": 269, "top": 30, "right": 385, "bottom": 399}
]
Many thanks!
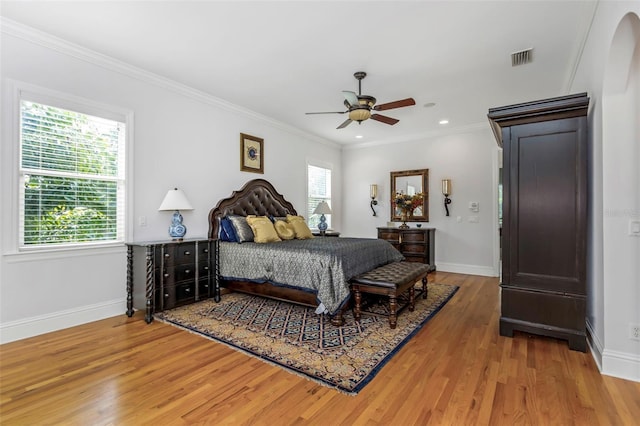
[{"left": 0, "top": 1, "right": 597, "bottom": 146}]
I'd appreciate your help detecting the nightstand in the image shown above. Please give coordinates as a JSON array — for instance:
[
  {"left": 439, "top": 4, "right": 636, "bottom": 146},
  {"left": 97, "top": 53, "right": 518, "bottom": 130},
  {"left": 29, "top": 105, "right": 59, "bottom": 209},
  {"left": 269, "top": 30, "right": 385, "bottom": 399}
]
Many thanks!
[
  {"left": 126, "top": 238, "right": 218, "bottom": 323},
  {"left": 312, "top": 230, "right": 340, "bottom": 237}
]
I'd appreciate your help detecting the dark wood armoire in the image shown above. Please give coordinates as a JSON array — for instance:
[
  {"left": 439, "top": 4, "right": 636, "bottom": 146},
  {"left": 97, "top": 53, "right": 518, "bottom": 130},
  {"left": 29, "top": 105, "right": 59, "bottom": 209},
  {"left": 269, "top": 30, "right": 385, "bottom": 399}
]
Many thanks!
[{"left": 488, "top": 93, "right": 589, "bottom": 352}]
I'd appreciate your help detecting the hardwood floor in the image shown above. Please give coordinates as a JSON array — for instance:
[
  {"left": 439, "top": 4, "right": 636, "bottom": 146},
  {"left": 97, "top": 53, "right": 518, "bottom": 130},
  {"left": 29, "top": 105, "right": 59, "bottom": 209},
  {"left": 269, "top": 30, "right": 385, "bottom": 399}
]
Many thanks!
[{"left": 1, "top": 272, "right": 638, "bottom": 425}]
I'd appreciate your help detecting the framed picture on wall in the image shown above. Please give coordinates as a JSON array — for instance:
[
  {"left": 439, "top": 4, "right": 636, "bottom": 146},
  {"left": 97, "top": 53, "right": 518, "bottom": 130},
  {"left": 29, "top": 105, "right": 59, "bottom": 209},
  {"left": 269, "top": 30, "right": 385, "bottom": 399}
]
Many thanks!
[{"left": 240, "top": 133, "right": 263, "bottom": 174}]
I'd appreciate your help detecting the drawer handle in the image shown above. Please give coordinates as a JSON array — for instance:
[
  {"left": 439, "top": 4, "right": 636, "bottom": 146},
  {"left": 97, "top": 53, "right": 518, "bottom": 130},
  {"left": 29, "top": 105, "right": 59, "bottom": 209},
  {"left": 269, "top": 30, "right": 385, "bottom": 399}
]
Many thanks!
[
  {"left": 204, "top": 266, "right": 209, "bottom": 270},
  {"left": 164, "top": 253, "right": 170, "bottom": 258},
  {"left": 184, "top": 251, "right": 191, "bottom": 255},
  {"left": 204, "top": 284, "right": 209, "bottom": 288},
  {"left": 185, "top": 269, "right": 191, "bottom": 274},
  {"left": 164, "top": 273, "right": 170, "bottom": 278},
  {"left": 164, "top": 293, "right": 169, "bottom": 298},
  {"left": 185, "top": 288, "right": 191, "bottom": 293},
  {"left": 203, "top": 249, "right": 209, "bottom": 253}
]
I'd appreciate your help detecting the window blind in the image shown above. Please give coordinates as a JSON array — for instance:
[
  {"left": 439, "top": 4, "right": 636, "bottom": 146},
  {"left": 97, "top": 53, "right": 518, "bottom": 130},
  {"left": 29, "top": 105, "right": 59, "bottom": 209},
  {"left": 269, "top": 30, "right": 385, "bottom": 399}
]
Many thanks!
[
  {"left": 20, "top": 100, "right": 126, "bottom": 247},
  {"left": 307, "top": 164, "right": 332, "bottom": 229}
]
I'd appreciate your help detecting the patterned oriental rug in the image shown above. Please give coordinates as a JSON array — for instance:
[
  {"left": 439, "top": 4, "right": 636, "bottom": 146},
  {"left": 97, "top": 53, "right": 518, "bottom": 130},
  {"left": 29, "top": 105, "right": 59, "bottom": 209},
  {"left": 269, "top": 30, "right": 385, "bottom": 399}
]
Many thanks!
[{"left": 156, "top": 283, "right": 458, "bottom": 395}]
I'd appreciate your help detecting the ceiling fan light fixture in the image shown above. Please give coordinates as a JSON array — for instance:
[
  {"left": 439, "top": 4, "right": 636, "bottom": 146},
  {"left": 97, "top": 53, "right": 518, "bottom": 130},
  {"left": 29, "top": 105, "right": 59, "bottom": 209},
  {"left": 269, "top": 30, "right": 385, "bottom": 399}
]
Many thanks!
[{"left": 349, "top": 108, "right": 371, "bottom": 122}]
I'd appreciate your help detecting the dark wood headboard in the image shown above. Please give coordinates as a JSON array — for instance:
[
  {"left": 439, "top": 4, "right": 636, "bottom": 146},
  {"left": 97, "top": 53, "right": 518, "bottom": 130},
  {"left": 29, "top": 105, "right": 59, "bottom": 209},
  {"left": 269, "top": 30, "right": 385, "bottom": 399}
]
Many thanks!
[{"left": 208, "top": 179, "right": 298, "bottom": 239}]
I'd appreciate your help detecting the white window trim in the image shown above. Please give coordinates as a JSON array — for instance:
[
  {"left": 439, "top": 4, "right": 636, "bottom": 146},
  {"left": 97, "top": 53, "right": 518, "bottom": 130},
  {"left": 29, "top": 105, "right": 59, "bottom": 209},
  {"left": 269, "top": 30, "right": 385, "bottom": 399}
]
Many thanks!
[{"left": 2, "top": 80, "right": 134, "bottom": 257}]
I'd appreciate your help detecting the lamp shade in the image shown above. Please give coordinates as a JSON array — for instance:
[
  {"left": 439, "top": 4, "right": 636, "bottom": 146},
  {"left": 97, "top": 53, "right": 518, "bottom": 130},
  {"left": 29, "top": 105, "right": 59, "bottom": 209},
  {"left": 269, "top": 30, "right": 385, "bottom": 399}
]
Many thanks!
[
  {"left": 442, "top": 179, "right": 452, "bottom": 196},
  {"left": 313, "top": 201, "right": 332, "bottom": 215},
  {"left": 370, "top": 184, "right": 378, "bottom": 199},
  {"left": 158, "top": 188, "right": 194, "bottom": 211}
]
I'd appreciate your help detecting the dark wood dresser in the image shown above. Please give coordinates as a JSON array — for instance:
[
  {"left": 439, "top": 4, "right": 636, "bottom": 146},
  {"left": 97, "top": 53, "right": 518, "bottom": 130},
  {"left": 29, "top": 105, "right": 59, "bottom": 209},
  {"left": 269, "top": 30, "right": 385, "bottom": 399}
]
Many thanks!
[
  {"left": 488, "top": 93, "right": 589, "bottom": 352},
  {"left": 377, "top": 227, "right": 435, "bottom": 271},
  {"left": 126, "top": 238, "right": 219, "bottom": 323}
]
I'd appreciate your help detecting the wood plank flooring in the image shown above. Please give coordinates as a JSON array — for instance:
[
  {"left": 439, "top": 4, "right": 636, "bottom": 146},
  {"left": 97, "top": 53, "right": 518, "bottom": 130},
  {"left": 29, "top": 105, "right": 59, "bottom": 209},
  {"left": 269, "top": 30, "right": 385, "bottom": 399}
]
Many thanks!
[{"left": 1, "top": 272, "right": 639, "bottom": 425}]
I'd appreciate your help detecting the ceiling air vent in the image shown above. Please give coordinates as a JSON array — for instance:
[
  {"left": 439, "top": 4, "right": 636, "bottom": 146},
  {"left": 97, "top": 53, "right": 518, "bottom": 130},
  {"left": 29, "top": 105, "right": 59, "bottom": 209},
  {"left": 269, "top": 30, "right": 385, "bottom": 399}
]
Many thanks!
[{"left": 511, "top": 48, "right": 533, "bottom": 66}]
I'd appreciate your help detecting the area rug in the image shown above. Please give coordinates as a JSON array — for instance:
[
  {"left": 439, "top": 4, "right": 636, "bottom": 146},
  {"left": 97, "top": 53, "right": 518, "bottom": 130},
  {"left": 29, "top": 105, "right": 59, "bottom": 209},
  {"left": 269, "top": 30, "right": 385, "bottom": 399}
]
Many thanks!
[{"left": 156, "top": 282, "right": 458, "bottom": 395}]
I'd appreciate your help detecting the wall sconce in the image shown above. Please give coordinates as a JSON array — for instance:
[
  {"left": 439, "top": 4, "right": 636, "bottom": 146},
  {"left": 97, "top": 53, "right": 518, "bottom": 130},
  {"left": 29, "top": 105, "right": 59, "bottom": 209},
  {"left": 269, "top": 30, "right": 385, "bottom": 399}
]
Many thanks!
[
  {"left": 370, "top": 184, "right": 378, "bottom": 216},
  {"left": 158, "top": 188, "right": 194, "bottom": 240},
  {"left": 442, "top": 179, "right": 452, "bottom": 216}
]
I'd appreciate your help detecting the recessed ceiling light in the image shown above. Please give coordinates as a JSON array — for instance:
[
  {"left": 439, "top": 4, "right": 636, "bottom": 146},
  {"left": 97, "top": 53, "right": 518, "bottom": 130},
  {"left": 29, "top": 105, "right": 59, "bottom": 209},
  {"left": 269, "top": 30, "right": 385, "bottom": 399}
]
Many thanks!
[
  {"left": 439, "top": 119, "right": 449, "bottom": 125},
  {"left": 423, "top": 102, "right": 436, "bottom": 108},
  {"left": 355, "top": 135, "right": 363, "bottom": 139}
]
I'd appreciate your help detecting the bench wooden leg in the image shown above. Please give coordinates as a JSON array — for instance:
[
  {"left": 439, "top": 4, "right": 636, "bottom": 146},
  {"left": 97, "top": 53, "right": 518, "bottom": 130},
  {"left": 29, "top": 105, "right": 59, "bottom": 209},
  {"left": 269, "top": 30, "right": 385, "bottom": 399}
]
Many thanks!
[
  {"left": 389, "top": 294, "right": 398, "bottom": 329},
  {"left": 353, "top": 287, "right": 362, "bottom": 322},
  {"left": 409, "top": 285, "right": 415, "bottom": 312},
  {"left": 422, "top": 275, "right": 428, "bottom": 299}
]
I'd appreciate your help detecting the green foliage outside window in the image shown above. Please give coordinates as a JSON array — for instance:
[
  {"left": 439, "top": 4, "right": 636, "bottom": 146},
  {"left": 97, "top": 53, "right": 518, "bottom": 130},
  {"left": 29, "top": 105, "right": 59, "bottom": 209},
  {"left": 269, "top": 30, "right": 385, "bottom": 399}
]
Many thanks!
[{"left": 21, "top": 101, "right": 123, "bottom": 245}]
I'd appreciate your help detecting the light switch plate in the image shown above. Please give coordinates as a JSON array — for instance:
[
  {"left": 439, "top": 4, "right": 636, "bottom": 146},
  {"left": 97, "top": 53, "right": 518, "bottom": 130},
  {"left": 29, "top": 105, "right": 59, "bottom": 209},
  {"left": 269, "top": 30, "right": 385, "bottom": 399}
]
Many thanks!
[
  {"left": 630, "top": 220, "right": 640, "bottom": 237},
  {"left": 469, "top": 201, "right": 479, "bottom": 212}
]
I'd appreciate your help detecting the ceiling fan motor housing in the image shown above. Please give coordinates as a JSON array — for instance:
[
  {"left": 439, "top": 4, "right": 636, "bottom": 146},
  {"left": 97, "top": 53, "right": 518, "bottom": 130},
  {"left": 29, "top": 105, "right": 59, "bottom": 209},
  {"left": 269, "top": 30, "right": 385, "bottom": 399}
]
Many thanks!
[{"left": 345, "top": 95, "right": 377, "bottom": 121}]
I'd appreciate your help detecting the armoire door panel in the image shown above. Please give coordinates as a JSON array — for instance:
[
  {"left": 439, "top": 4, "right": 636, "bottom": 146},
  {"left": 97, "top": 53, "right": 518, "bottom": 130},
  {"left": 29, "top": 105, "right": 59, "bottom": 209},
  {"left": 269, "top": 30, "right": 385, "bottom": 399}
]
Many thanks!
[{"left": 507, "top": 119, "right": 586, "bottom": 295}]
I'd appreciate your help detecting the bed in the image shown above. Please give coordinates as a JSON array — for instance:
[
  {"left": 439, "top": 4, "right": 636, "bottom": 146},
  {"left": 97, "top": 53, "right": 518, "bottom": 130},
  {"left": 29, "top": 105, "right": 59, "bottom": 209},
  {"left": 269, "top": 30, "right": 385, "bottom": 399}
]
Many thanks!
[{"left": 208, "top": 179, "right": 404, "bottom": 326}]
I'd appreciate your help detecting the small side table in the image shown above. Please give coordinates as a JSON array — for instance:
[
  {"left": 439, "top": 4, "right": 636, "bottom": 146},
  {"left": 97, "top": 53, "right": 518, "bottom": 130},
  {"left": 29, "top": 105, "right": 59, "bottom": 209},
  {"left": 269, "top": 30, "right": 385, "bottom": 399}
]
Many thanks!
[{"left": 312, "top": 230, "right": 340, "bottom": 237}]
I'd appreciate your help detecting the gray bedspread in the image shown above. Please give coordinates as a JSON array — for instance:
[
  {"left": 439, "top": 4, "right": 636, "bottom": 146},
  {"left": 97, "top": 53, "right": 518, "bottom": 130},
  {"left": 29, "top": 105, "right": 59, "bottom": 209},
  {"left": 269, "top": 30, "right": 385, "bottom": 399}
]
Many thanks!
[{"left": 218, "top": 237, "right": 404, "bottom": 314}]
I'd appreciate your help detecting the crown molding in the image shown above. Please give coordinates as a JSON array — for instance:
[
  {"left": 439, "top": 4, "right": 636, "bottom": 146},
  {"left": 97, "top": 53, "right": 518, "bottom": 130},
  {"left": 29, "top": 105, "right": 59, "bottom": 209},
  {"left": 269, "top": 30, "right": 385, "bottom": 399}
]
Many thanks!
[{"left": 0, "top": 17, "right": 339, "bottom": 149}]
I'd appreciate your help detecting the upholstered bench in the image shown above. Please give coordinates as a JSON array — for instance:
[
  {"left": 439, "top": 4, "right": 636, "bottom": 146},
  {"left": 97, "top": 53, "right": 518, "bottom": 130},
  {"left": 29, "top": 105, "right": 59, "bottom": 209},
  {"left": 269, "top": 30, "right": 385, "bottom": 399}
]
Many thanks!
[{"left": 350, "top": 261, "right": 430, "bottom": 329}]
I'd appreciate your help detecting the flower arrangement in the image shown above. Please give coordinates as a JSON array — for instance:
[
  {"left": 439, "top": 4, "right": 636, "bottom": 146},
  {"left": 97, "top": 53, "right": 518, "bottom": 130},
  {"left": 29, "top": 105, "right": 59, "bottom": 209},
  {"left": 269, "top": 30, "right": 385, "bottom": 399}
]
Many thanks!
[{"left": 393, "top": 192, "right": 424, "bottom": 215}]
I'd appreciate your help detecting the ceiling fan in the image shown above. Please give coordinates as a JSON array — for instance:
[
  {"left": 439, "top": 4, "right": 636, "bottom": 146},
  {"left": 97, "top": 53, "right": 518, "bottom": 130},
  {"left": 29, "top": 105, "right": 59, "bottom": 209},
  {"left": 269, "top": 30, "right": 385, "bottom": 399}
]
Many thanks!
[{"left": 305, "top": 71, "right": 416, "bottom": 129}]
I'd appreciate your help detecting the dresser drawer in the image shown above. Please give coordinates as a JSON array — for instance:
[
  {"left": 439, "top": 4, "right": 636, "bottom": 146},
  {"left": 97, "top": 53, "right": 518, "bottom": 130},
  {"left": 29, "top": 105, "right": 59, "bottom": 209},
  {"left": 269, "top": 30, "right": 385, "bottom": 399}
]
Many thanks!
[
  {"left": 198, "top": 261, "right": 210, "bottom": 277},
  {"left": 198, "top": 278, "right": 211, "bottom": 299},
  {"left": 400, "top": 231, "right": 426, "bottom": 243},
  {"left": 162, "top": 264, "right": 197, "bottom": 284},
  {"left": 159, "top": 282, "right": 196, "bottom": 310},
  {"left": 378, "top": 230, "right": 400, "bottom": 241},
  {"left": 402, "top": 242, "right": 426, "bottom": 254},
  {"left": 158, "top": 243, "right": 196, "bottom": 267},
  {"left": 198, "top": 242, "right": 211, "bottom": 260}
]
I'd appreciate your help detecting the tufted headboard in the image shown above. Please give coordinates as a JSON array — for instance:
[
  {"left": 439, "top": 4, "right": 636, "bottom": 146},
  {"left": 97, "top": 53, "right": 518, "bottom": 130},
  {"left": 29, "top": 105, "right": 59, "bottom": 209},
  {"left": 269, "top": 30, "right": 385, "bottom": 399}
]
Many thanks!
[{"left": 208, "top": 179, "right": 298, "bottom": 239}]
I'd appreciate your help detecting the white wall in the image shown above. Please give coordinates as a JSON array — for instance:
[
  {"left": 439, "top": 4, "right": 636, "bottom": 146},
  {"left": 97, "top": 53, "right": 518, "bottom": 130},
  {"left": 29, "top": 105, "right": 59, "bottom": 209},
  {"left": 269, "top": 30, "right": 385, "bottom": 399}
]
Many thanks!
[
  {"left": 0, "top": 22, "right": 341, "bottom": 343},
  {"left": 570, "top": 1, "right": 640, "bottom": 381},
  {"left": 341, "top": 125, "right": 498, "bottom": 277}
]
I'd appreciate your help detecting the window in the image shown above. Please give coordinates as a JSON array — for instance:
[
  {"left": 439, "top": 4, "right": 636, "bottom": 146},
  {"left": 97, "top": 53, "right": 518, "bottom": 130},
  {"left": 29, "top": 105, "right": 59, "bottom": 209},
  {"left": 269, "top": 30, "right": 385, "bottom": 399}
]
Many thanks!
[
  {"left": 307, "top": 164, "right": 331, "bottom": 229},
  {"left": 19, "top": 98, "right": 126, "bottom": 248}
]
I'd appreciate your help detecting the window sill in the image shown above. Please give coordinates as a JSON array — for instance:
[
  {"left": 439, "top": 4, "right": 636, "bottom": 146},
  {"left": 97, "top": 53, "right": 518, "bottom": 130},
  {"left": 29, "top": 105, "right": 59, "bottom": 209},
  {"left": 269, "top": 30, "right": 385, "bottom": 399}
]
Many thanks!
[{"left": 3, "top": 242, "right": 126, "bottom": 263}]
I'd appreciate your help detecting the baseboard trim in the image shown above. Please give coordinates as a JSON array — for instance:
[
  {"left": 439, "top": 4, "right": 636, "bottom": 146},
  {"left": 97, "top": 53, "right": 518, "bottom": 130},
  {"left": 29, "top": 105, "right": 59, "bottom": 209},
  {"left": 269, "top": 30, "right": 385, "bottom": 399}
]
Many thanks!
[
  {"left": 601, "top": 348, "right": 640, "bottom": 382},
  {"left": 586, "top": 320, "right": 604, "bottom": 371},
  {"left": 436, "top": 262, "right": 497, "bottom": 277},
  {"left": 0, "top": 298, "right": 125, "bottom": 344}
]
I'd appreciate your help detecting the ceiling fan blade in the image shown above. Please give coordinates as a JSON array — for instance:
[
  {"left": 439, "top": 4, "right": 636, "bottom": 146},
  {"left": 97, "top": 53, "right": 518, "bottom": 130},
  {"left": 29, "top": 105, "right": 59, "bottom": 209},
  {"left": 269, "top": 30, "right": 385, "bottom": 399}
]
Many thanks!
[
  {"left": 342, "top": 91, "right": 359, "bottom": 107},
  {"left": 373, "top": 98, "right": 416, "bottom": 111},
  {"left": 336, "top": 118, "right": 353, "bottom": 129},
  {"left": 371, "top": 114, "right": 399, "bottom": 125},
  {"left": 305, "top": 111, "right": 347, "bottom": 115}
]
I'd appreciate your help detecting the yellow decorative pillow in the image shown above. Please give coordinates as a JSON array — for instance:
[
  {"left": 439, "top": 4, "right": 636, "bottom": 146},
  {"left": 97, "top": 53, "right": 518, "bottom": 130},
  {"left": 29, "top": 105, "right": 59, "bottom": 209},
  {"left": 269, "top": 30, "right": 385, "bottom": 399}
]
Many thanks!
[
  {"left": 246, "top": 215, "right": 281, "bottom": 243},
  {"left": 274, "top": 220, "right": 295, "bottom": 240},
  {"left": 286, "top": 214, "right": 306, "bottom": 223},
  {"left": 290, "top": 220, "right": 314, "bottom": 239}
]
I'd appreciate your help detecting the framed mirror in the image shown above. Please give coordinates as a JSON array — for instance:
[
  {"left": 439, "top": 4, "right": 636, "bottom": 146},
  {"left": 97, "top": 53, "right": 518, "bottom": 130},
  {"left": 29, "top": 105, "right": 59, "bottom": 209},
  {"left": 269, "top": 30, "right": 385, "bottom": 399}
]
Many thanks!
[{"left": 390, "top": 169, "right": 429, "bottom": 222}]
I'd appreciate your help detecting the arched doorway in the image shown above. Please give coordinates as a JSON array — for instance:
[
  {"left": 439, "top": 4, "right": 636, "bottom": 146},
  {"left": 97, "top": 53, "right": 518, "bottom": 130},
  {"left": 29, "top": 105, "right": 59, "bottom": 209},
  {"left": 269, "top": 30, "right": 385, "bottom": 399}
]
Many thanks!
[{"left": 601, "top": 11, "right": 640, "bottom": 375}]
